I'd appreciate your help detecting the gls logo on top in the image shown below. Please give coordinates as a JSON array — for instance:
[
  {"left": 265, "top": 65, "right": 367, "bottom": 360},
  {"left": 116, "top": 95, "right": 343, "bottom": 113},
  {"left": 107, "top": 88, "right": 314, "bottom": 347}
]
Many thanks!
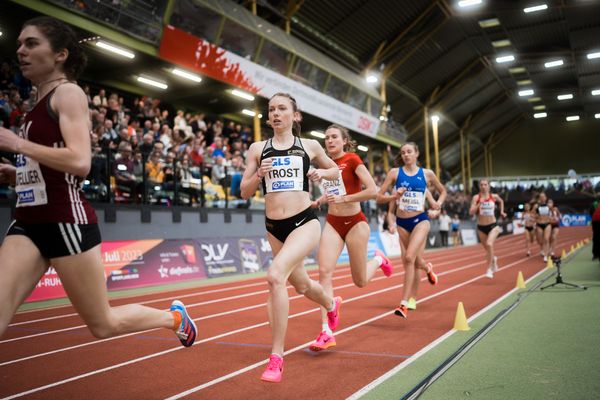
[{"left": 272, "top": 157, "right": 291, "bottom": 167}]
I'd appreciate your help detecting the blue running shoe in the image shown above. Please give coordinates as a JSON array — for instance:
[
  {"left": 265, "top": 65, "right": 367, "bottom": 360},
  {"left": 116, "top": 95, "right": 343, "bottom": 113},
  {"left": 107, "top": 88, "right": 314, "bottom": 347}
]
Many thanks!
[{"left": 170, "top": 300, "right": 197, "bottom": 347}]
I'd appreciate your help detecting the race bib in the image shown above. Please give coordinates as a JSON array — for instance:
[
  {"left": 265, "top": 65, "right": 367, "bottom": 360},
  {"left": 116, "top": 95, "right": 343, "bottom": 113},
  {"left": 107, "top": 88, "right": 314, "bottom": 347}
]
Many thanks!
[
  {"left": 479, "top": 201, "right": 495, "bottom": 216},
  {"left": 264, "top": 155, "right": 304, "bottom": 193},
  {"left": 538, "top": 205, "right": 549, "bottom": 216},
  {"left": 15, "top": 153, "right": 48, "bottom": 207},
  {"left": 397, "top": 190, "right": 425, "bottom": 212},
  {"left": 322, "top": 170, "right": 347, "bottom": 196}
]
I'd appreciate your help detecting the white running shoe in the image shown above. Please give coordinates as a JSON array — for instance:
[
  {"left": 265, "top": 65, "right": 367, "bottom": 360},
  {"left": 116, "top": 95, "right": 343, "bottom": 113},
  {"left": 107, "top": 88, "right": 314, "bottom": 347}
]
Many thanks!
[
  {"left": 543, "top": 255, "right": 548, "bottom": 262},
  {"left": 485, "top": 267, "right": 494, "bottom": 279}
]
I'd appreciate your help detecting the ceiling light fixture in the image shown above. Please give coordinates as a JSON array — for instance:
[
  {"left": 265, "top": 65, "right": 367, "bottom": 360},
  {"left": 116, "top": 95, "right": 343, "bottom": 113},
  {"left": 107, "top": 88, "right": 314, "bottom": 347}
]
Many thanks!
[
  {"left": 591, "top": 89, "right": 600, "bottom": 96},
  {"left": 523, "top": 4, "right": 548, "bottom": 13},
  {"left": 533, "top": 112, "right": 547, "bottom": 118},
  {"left": 587, "top": 51, "right": 600, "bottom": 60},
  {"left": 527, "top": 97, "right": 541, "bottom": 102},
  {"left": 366, "top": 74, "right": 378, "bottom": 83},
  {"left": 508, "top": 67, "right": 526, "bottom": 74},
  {"left": 357, "top": 145, "right": 369, "bottom": 152},
  {"left": 458, "top": 0, "right": 482, "bottom": 7},
  {"left": 557, "top": 94, "right": 573, "bottom": 100},
  {"left": 595, "top": 113, "right": 600, "bottom": 119},
  {"left": 544, "top": 59, "right": 564, "bottom": 68},
  {"left": 171, "top": 68, "right": 202, "bottom": 83},
  {"left": 565, "top": 115, "right": 579, "bottom": 122},
  {"left": 519, "top": 89, "right": 534, "bottom": 97},
  {"left": 231, "top": 89, "right": 255, "bottom": 101},
  {"left": 492, "top": 39, "right": 511, "bottom": 48},
  {"left": 478, "top": 18, "right": 500, "bottom": 28},
  {"left": 496, "top": 55, "right": 515, "bottom": 63},
  {"left": 242, "top": 109, "right": 261, "bottom": 117},
  {"left": 517, "top": 79, "right": 532, "bottom": 86},
  {"left": 533, "top": 105, "right": 546, "bottom": 110},
  {"left": 96, "top": 41, "right": 135, "bottom": 59},
  {"left": 136, "top": 76, "right": 167, "bottom": 90},
  {"left": 310, "top": 130, "right": 326, "bottom": 139}
]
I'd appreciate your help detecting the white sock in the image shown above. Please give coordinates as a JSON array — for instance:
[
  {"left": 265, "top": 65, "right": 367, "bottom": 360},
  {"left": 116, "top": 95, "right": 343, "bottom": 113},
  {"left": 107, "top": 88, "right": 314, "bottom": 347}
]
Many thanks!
[
  {"left": 400, "top": 299, "right": 408, "bottom": 307},
  {"left": 374, "top": 255, "right": 383, "bottom": 266},
  {"left": 327, "top": 298, "right": 336, "bottom": 312},
  {"left": 322, "top": 323, "right": 333, "bottom": 335}
]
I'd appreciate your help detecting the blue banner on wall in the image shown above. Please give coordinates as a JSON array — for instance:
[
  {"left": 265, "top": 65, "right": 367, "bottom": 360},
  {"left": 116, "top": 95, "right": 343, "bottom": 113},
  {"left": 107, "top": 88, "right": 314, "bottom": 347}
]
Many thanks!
[{"left": 561, "top": 214, "right": 591, "bottom": 227}]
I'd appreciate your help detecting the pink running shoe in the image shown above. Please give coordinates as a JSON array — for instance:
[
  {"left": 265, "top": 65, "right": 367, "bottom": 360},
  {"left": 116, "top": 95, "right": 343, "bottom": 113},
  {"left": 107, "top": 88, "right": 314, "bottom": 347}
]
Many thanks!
[
  {"left": 261, "top": 354, "right": 284, "bottom": 383},
  {"left": 327, "top": 296, "right": 342, "bottom": 331},
  {"left": 309, "top": 331, "right": 337, "bottom": 352},
  {"left": 426, "top": 262, "right": 438, "bottom": 285},
  {"left": 375, "top": 249, "right": 393, "bottom": 277}
]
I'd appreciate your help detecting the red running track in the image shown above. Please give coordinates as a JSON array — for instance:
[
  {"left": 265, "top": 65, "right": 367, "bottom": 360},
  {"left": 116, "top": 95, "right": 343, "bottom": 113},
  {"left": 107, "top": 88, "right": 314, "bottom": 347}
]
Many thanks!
[{"left": 0, "top": 227, "right": 590, "bottom": 399}]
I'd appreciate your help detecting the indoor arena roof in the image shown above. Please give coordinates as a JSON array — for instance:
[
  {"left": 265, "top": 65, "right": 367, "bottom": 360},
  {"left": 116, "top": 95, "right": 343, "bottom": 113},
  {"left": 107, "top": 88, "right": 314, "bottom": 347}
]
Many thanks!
[{"left": 247, "top": 0, "right": 600, "bottom": 175}]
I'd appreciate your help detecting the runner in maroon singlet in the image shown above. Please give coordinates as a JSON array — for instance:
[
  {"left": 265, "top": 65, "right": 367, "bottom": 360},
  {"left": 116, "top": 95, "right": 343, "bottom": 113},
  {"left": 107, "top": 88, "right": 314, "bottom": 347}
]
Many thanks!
[{"left": 0, "top": 17, "right": 197, "bottom": 347}]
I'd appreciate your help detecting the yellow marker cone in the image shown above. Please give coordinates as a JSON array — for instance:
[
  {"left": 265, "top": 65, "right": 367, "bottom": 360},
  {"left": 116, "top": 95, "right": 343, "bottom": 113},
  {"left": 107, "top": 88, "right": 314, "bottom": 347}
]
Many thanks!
[
  {"left": 546, "top": 257, "right": 554, "bottom": 269},
  {"left": 570, "top": 244, "right": 575, "bottom": 253},
  {"left": 561, "top": 249, "right": 567, "bottom": 260},
  {"left": 585, "top": 238, "right": 590, "bottom": 244},
  {"left": 516, "top": 271, "right": 526, "bottom": 289},
  {"left": 453, "top": 302, "right": 470, "bottom": 331}
]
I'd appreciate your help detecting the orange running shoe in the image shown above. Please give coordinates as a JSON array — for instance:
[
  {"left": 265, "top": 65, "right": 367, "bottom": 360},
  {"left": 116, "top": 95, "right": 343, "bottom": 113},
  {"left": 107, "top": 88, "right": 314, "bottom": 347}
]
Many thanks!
[
  {"left": 394, "top": 304, "right": 408, "bottom": 318},
  {"left": 426, "top": 262, "right": 438, "bottom": 285},
  {"left": 309, "top": 331, "right": 337, "bottom": 351}
]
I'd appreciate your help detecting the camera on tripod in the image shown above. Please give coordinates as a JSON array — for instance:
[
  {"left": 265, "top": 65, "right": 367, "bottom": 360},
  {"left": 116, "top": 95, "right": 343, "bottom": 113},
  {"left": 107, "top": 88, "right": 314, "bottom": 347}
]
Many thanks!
[{"left": 550, "top": 255, "right": 561, "bottom": 267}]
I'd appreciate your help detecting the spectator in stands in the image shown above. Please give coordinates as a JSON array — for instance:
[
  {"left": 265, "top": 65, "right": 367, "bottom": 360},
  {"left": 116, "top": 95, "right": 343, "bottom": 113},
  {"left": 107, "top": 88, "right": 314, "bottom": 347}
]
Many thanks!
[
  {"left": 145, "top": 151, "right": 164, "bottom": 187},
  {"left": 113, "top": 141, "right": 138, "bottom": 201},
  {"left": 451, "top": 214, "right": 461, "bottom": 246},
  {"left": 100, "top": 119, "right": 118, "bottom": 148},
  {"left": 92, "top": 88, "right": 107, "bottom": 107},
  {"left": 229, "top": 153, "right": 245, "bottom": 199},
  {"left": 211, "top": 155, "right": 227, "bottom": 190},
  {"left": 138, "top": 133, "right": 154, "bottom": 159},
  {"left": 161, "top": 151, "right": 177, "bottom": 192},
  {"left": 189, "top": 137, "right": 205, "bottom": 168},
  {"left": 438, "top": 209, "right": 451, "bottom": 246}
]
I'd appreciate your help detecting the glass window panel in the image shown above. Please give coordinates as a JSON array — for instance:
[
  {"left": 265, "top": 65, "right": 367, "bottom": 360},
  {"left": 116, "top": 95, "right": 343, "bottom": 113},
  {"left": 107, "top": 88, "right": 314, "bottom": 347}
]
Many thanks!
[
  {"left": 325, "top": 75, "right": 349, "bottom": 102},
  {"left": 346, "top": 87, "right": 367, "bottom": 111},
  {"left": 219, "top": 20, "right": 260, "bottom": 60},
  {"left": 170, "top": 0, "right": 222, "bottom": 43},
  {"left": 290, "top": 58, "right": 327, "bottom": 91},
  {"left": 257, "top": 40, "right": 291, "bottom": 75},
  {"left": 370, "top": 97, "right": 382, "bottom": 117}
]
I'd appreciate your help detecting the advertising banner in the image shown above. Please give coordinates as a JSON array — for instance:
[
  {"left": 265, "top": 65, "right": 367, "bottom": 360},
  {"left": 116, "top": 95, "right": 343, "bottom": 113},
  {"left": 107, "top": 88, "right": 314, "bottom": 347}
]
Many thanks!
[
  {"left": 25, "top": 239, "right": 207, "bottom": 302},
  {"left": 461, "top": 229, "right": 479, "bottom": 246},
  {"left": 159, "top": 26, "right": 380, "bottom": 138},
  {"left": 561, "top": 214, "right": 591, "bottom": 227}
]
